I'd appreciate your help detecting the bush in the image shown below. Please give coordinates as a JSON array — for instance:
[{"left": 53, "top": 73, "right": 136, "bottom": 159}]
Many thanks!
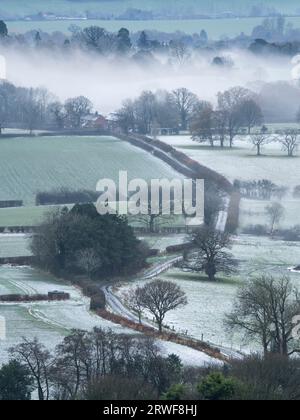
[
  {"left": 90, "top": 292, "right": 106, "bottom": 311},
  {"left": 197, "top": 372, "right": 242, "bottom": 401}
]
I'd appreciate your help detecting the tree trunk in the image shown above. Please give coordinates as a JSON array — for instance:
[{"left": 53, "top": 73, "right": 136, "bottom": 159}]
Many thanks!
[
  {"left": 149, "top": 216, "right": 155, "bottom": 233},
  {"left": 257, "top": 144, "right": 261, "bottom": 156},
  {"left": 205, "top": 264, "right": 217, "bottom": 281}
]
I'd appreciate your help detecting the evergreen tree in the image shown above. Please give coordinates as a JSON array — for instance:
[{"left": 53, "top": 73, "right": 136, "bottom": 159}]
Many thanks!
[
  {"left": 0, "top": 20, "right": 8, "bottom": 38},
  {"left": 0, "top": 360, "right": 33, "bottom": 400}
]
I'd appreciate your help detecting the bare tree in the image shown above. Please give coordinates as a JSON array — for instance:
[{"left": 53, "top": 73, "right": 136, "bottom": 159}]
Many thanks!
[
  {"left": 250, "top": 132, "right": 272, "bottom": 156},
  {"left": 265, "top": 202, "right": 285, "bottom": 235},
  {"left": 171, "top": 88, "right": 199, "bottom": 131},
  {"left": 190, "top": 102, "right": 215, "bottom": 147},
  {"left": 239, "top": 99, "right": 264, "bottom": 134},
  {"left": 182, "top": 226, "right": 238, "bottom": 282},
  {"left": 169, "top": 41, "right": 191, "bottom": 67},
  {"left": 137, "top": 280, "right": 187, "bottom": 332},
  {"left": 134, "top": 91, "right": 157, "bottom": 134},
  {"left": 123, "top": 288, "right": 144, "bottom": 323},
  {"left": 64, "top": 96, "right": 93, "bottom": 128},
  {"left": 10, "top": 338, "right": 53, "bottom": 401},
  {"left": 277, "top": 129, "right": 300, "bottom": 157},
  {"left": 214, "top": 110, "right": 227, "bottom": 148},
  {"left": 217, "top": 87, "right": 252, "bottom": 147},
  {"left": 76, "top": 249, "right": 102, "bottom": 279},
  {"left": 48, "top": 101, "right": 65, "bottom": 129},
  {"left": 226, "top": 276, "right": 300, "bottom": 357}
]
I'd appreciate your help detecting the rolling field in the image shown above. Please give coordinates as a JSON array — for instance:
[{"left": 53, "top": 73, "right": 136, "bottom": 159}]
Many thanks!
[
  {"left": 117, "top": 234, "right": 300, "bottom": 351},
  {"left": 0, "top": 234, "right": 31, "bottom": 258},
  {"left": 0, "top": 265, "right": 219, "bottom": 367},
  {"left": 0, "top": 135, "right": 182, "bottom": 226},
  {"left": 160, "top": 135, "right": 300, "bottom": 228},
  {"left": 0, "top": 265, "right": 131, "bottom": 364}
]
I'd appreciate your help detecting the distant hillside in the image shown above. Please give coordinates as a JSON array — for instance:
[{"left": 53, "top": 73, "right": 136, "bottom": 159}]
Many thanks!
[{"left": 0, "top": 0, "right": 299, "bottom": 19}]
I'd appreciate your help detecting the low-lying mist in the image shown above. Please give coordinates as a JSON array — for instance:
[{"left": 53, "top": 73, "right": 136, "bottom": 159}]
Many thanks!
[{"left": 2, "top": 47, "right": 298, "bottom": 116}]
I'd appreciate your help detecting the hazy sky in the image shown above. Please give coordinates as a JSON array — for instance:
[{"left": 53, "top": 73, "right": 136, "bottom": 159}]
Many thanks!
[{"left": 1, "top": 0, "right": 300, "bottom": 17}]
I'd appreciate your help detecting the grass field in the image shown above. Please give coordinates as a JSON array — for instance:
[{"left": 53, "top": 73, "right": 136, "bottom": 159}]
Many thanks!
[
  {"left": 0, "top": 265, "right": 131, "bottom": 364},
  {"left": 0, "top": 135, "right": 181, "bottom": 224},
  {"left": 0, "top": 234, "right": 31, "bottom": 258},
  {"left": 117, "top": 234, "right": 300, "bottom": 351},
  {"left": 160, "top": 135, "right": 300, "bottom": 228}
]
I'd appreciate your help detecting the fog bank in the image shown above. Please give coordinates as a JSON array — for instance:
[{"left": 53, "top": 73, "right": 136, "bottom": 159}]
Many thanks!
[{"left": 2, "top": 47, "right": 297, "bottom": 115}]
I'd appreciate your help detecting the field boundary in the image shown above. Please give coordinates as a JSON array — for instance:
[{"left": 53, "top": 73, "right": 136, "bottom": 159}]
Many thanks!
[
  {"left": 96, "top": 308, "right": 228, "bottom": 363},
  {"left": 116, "top": 133, "right": 241, "bottom": 232}
]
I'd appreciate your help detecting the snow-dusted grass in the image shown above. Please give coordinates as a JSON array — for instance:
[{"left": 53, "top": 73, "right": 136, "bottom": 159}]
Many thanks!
[
  {"left": 159, "top": 135, "right": 300, "bottom": 228},
  {"left": 139, "top": 234, "right": 188, "bottom": 252},
  {"left": 239, "top": 198, "right": 300, "bottom": 229},
  {"left": 0, "top": 234, "right": 32, "bottom": 258},
  {"left": 157, "top": 340, "right": 223, "bottom": 367},
  {"left": 160, "top": 135, "right": 300, "bottom": 187},
  {"left": 0, "top": 265, "right": 131, "bottom": 364},
  {"left": 116, "top": 234, "right": 300, "bottom": 351},
  {"left": 0, "top": 136, "right": 181, "bottom": 206}
]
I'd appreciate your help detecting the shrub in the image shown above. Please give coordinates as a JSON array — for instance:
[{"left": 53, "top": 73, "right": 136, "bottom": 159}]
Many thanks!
[
  {"left": 197, "top": 372, "right": 242, "bottom": 401},
  {"left": 90, "top": 291, "right": 106, "bottom": 311}
]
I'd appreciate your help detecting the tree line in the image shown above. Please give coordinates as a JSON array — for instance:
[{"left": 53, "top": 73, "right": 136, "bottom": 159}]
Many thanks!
[
  {"left": 115, "top": 86, "right": 264, "bottom": 145},
  {"left": 0, "top": 81, "right": 94, "bottom": 134}
]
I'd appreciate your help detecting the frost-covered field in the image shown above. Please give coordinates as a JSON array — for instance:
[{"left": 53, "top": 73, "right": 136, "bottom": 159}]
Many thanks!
[
  {"left": 139, "top": 234, "right": 188, "bottom": 252},
  {"left": 116, "top": 234, "right": 300, "bottom": 351},
  {"left": 0, "top": 136, "right": 181, "bottom": 206},
  {"left": 239, "top": 198, "right": 300, "bottom": 228},
  {"left": 160, "top": 135, "right": 300, "bottom": 187},
  {"left": 0, "top": 265, "right": 219, "bottom": 367},
  {"left": 0, "top": 234, "right": 31, "bottom": 258},
  {"left": 159, "top": 135, "right": 300, "bottom": 228},
  {"left": 0, "top": 265, "right": 130, "bottom": 364}
]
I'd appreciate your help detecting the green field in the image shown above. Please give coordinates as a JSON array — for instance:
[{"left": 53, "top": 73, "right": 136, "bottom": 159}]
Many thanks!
[{"left": 0, "top": 135, "right": 180, "bottom": 205}]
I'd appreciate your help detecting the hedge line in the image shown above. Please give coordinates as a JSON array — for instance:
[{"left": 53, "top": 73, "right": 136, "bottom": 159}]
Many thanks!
[{"left": 117, "top": 134, "right": 240, "bottom": 232}]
